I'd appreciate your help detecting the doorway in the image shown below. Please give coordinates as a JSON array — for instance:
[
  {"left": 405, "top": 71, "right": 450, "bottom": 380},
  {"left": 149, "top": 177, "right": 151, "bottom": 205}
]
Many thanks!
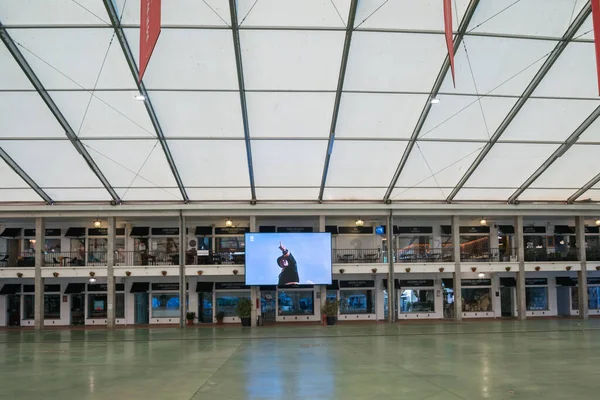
[
  {"left": 261, "top": 290, "right": 276, "bottom": 322},
  {"left": 71, "top": 294, "right": 85, "bottom": 325},
  {"left": 197, "top": 292, "right": 213, "bottom": 323},
  {"left": 134, "top": 293, "right": 149, "bottom": 324},
  {"left": 500, "top": 287, "right": 515, "bottom": 317},
  {"left": 7, "top": 294, "right": 20, "bottom": 326},
  {"left": 556, "top": 286, "right": 571, "bottom": 316}
]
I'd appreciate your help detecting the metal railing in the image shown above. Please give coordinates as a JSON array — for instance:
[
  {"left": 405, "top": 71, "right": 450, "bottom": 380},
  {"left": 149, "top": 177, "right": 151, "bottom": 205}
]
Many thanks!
[
  {"left": 586, "top": 248, "right": 600, "bottom": 261},
  {"left": 119, "top": 251, "right": 179, "bottom": 266},
  {"left": 396, "top": 248, "right": 453, "bottom": 263},
  {"left": 524, "top": 248, "right": 579, "bottom": 262},
  {"left": 187, "top": 251, "right": 245, "bottom": 265},
  {"left": 332, "top": 249, "right": 382, "bottom": 263},
  {"left": 461, "top": 248, "right": 518, "bottom": 262}
]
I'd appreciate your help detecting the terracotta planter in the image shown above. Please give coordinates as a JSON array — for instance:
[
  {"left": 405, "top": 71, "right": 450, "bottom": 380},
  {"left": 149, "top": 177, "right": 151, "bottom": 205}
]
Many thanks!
[
  {"left": 197, "top": 270, "right": 203, "bottom": 275},
  {"left": 339, "top": 269, "right": 345, "bottom": 274},
  {"left": 53, "top": 272, "right": 59, "bottom": 277},
  {"left": 16, "top": 273, "right": 23, "bottom": 278},
  {"left": 471, "top": 267, "right": 477, "bottom": 272},
  {"left": 161, "top": 270, "right": 167, "bottom": 276},
  {"left": 505, "top": 267, "right": 511, "bottom": 272},
  {"left": 233, "top": 269, "right": 239, "bottom": 275},
  {"left": 125, "top": 271, "right": 131, "bottom": 276},
  {"left": 405, "top": 268, "right": 411, "bottom": 273},
  {"left": 439, "top": 267, "right": 445, "bottom": 272},
  {"left": 371, "top": 268, "right": 377, "bottom": 273},
  {"left": 535, "top": 266, "right": 540, "bottom": 271},
  {"left": 596, "top": 266, "right": 600, "bottom": 271},
  {"left": 566, "top": 266, "right": 572, "bottom": 271}
]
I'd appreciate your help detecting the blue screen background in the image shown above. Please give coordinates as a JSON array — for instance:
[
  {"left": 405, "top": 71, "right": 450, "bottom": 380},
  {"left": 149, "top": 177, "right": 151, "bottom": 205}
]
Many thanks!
[{"left": 244, "top": 233, "right": 332, "bottom": 285}]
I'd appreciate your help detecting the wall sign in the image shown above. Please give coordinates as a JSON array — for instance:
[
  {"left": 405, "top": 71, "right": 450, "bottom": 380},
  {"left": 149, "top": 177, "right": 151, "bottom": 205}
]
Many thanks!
[
  {"left": 338, "top": 226, "right": 374, "bottom": 234},
  {"left": 277, "top": 227, "right": 314, "bottom": 233},
  {"left": 525, "top": 278, "right": 548, "bottom": 286},
  {"left": 339, "top": 280, "right": 375, "bottom": 288},
  {"left": 585, "top": 226, "right": 600, "bottom": 234},
  {"left": 151, "top": 282, "right": 180, "bottom": 291},
  {"left": 498, "top": 225, "right": 515, "bottom": 235},
  {"left": 215, "top": 282, "right": 249, "bottom": 290},
  {"left": 459, "top": 226, "right": 490, "bottom": 234},
  {"left": 523, "top": 226, "right": 546, "bottom": 234},
  {"left": 396, "top": 226, "right": 433, "bottom": 234},
  {"left": 325, "top": 225, "right": 338, "bottom": 234},
  {"left": 87, "top": 283, "right": 126, "bottom": 292},
  {"left": 195, "top": 226, "right": 212, "bottom": 235},
  {"left": 259, "top": 226, "right": 276, "bottom": 233},
  {"left": 151, "top": 227, "right": 179, "bottom": 236},
  {"left": 461, "top": 279, "right": 491, "bottom": 287},
  {"left": 23, "top": 228, "right": 62, "bottom": 237},
  {"left": 87, "top": 228, "right": 126, "bottom": 236},
  {"left": 399, "top": 279, "right": 434, "bottom": 287},
  {"left": 215, "top": 227, "right": 249, "bottom": 235},
  {"left": 441, "top": 225, "right": 452, "bottom": 235},
  {"left": 382, "top": 279, "right": 400, "bottom": 289}
]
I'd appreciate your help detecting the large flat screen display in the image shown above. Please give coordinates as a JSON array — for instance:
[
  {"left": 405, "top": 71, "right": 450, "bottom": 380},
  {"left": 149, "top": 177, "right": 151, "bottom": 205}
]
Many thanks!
[{"left": 244, "top": 233, "right": 332, "bottom": 285}]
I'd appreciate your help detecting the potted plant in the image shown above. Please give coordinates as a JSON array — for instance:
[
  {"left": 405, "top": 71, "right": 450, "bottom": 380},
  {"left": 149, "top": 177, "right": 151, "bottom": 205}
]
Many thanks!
[
  {"left": 236, "top": 298, "right": 252, "bottom": 327},
  {"left": 321, "top": 299, "right": 339, "bottom": 326},
  {"left": 216, "top": 311, "right": 225, "bottom": 325},
  {"left": 186, "top": 312, "right": 196, "bottom": 326}
]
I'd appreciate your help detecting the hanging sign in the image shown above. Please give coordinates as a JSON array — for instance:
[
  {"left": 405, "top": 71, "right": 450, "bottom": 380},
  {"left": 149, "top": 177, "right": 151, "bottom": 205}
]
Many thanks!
[
  {"left": 139, "top": 0, "right": 161, "bottom": 82},
  {"left": 443, "top": 0, "right": 456, "bottom": 87}
]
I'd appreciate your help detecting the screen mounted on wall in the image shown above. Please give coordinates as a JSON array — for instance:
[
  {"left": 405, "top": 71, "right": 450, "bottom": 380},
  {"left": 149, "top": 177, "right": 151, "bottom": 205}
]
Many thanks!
[{"left": 244, "top": 233, "right": 332, "bottom": 285}]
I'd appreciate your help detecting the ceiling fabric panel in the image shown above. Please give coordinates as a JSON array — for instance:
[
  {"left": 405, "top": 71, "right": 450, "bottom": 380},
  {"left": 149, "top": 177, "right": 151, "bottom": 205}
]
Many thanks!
[
  {"left": 439, "top": 36, "right": 557, "bottom": 96},
  {"left": 115, "top": 0, "right": 230, "bottom": 26},
  {"left": 463, "top": 143, "right": 560, "bottom": 188},
  {"left": 354, "top": 0, "right": 469, "bottom": 30},
  {"left": 453, "top": 188, "right": 516, "bottom": 201},
  {"left": 82, "top": 140, "right": 179, "bottom": 188},
  {"left": 390, "top": 188, "right": 447, "bottom": 201},
  {"left": 578, "top": 118, "right": 600, "bottom": 143},
  {"left": 246, "top": 92, "right": 335, "bottom": 138},
  {"left": 0, "top": 189, "right": 44, "bottom": 202},
  {"left": 467, "top": 0, "right": 586, "bottom": 38},
  {"left": 580, "top": 189, "right": 600, "bottom": 201},
  {"left": 534, "top": 43, "right": 596, "bottom": 99},
  {"left": 420, "top": 95, "right": 517, "bottom": 140},
  {"left": 0, "top": 159, "right": 31, "bottom": 188},
  {"left": 167, "top": 140, "right": 251, "bottom": 187},
  {"left": 395, "top": 141, "right": 484, "bottom": 188},
  {"left": 336, "top": 93, "right": 427, "bottom": 139},
  {"left": 7, "top": 28, "right": 135, "bottom": 90},
  {"left": 252, "top": 140, "right": 327, "bottom": 187},
  {"left": 345, "top": 32, "right": 446, "bottom": 92},
  {"left": 256, "top": 187, "right": 320, "bottom": 201},
  {"left": 116, "top": 188, "right": 182, "bottom": 202},
  {"left": 326, "top": 141, "right": 408, "bottom": 187},
  {"left": 123, "top": 29, "right": 238, "bottom": 90},
  {"left": 44, "top": 188, "right": 112, "bottom": 202},
  {"left": 240, "top": 30, "right": 345, "bottom": 90},
  {"left": 323, "top": 187, "right": 386, "bottom": 201},
  {"left": 237, "top": 0, "right": 349, "bottom": 28},
  {"left": 575, "top": 14, "right": 593, "bottom": 40},
  {"left": 0, "top": 92, "right": 66, "bottom": 138},
  {"left": 149, "top": 92, "right": 243, "bottom": 138},
  {"left": 186, "top": 187, "right": 252, "bottom": 201},
  {"left": 0, "top": 140, "right": 105, "bottom": 188},
  {"left": 0, "top": 0, "right": 110, "bottom": 25},
  {"left": 50, "top": 91, "right": 155, "bottom": 138},
  {"left": 0, "top": 44, "right": 35, "bottom": 90},
  {"left": 518, "top": 189, "right": 581, "bottom": 202},
  {"left": 500, "top": 99, "right": 600, "bottom": 142},
  {"left": 530, "top": 145, "right": 600, "bottom": 189}
]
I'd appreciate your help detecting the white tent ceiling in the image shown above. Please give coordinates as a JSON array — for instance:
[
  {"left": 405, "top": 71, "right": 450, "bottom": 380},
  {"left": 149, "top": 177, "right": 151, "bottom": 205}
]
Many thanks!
[{"left": 0, "top": 0, "right": 599, "bottom": 205}]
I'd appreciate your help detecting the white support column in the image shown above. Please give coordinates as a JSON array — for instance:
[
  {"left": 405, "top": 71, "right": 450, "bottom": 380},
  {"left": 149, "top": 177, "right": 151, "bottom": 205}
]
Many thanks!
[
  {"left": 319, "top": 216, "right": 327, "bottom": 324},
  {"left": 515, "top": 215, "right": 526, "bottom": 320},
  {"left": 179, "top": 212, "right": 186, "bottom": 328},
  {"left": 34, "top": 217, "right": 45, "bottom": 331},
  {"left": 576, "top": 216, "right": 588, "bottom": 320},
  {"left": 249, "top": 216, "right": 258, "bottom": 327},
  {"left": 387, "top": 212, "right": 395, "bottom": 323},
  {"left": 107, "top": 217, "right": 116, "bottom": 328},
  {"left": 452, "top": 216, "right": 462, "bottom": 322}
]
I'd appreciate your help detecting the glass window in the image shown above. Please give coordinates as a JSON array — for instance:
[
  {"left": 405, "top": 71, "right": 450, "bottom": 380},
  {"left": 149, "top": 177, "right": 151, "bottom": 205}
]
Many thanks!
[
  {"left": 217, "top": 236, "right": 245, "bottom": 253},
  {"left": 70, "top": 239, "right": 86, "bottom": 265},
  {"left": 44, "top": 294, "right": 61, "bottom": 319},
  {"left": 525, "top": 287, "right": 548, "bottom": 311},
  {"left": 571, "top": 286, "right": 600, "bottom": 310},
  {"left": 152, "top": 237, "right": 179, "bottom": 255},
  {"left": 461, "top": 288, "right": 492, "bottom": 312},
  {"left": 326, "top": 290, "right": 337, "bottom": 302},
  {"left": 397, "top": 236, "right": 431, "bottom": 257},
  {"left": 86, "top": 293, "right": 125, "bottom": 319},
  {"left": 278, "top": 290, "right": 314, "bottom": 316},
  {"left": 197, "top": 236, "right": 212, "bottom": 251},
  {"left": 400, "top": 289, "right": 434, "bottom": 313},
  {"left": 23, "top": 239, "right": 61, "bottom": 253},
  {"left": 151, "top": 293, "right": 180, "bottom": 318},
  {"left": 340, "top": 290, "right": 373, "bottom": 314},
  {"left": 24, "top": 295, "right": 34, "bottom": 319},
  {"left": 88, "top": 238, "right": 107, "bottom": 264},
  {"left": 524, "top": 236, "right": 545, "bottom": 250},
  {"left": 215, "top": 291, "right": 251, "bottom": 317},
  {"left": 460, "top": 236, "right": 490, "bottom": 257}
]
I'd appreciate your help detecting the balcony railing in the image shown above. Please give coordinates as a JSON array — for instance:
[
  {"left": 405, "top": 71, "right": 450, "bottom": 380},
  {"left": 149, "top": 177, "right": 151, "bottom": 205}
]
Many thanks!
[
  {"left": 524, "top": 248, "right": 579, "bottom": 262},
  {"left": 333, "top": 249, "right": 382, "bottom": 263},
  {"left": 461, "top": 248, "right": 518, "bottom": 263},
  {"left": 396, "top": 248, "right": 453, "bottom": 263},
  {"left": 587, "top": 248, "right": 600, "bottom": 261}
]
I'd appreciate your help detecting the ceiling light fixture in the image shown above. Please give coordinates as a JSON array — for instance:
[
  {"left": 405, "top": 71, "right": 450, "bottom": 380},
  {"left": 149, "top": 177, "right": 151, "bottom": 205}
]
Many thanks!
[
  {"left": 477, "top": 272, "right": 485, "bottom": 279},
  {"left": 479, "top": 218, "right": 487, "bottom": 226},
  {"left": 93, "top": 219, "right": 102, "bottom": 229},
  {"left": 225, "top": 218, "right": 233, "bottom": 227},
  {"left": 355, "top": 218, "right": 364, "bottom": 227},
  {"left": 89, "top": 277, "right": 97, "bottom": 284},
  {"left": 430, "top": 97, "right": 440, "bottom": 104},
  {"left": 596, "top": 218, "right": 600, "bottom": 226},
  {"left": 135, "top": 94, "right": 146, "bottom": 101}
]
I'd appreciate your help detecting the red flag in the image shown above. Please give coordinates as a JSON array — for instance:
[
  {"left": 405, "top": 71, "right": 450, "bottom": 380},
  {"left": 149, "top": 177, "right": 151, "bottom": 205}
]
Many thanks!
[
  {"left": 443, "top": 0, "right": 455, "bottom": 87},
  {"left": 592, "top": 0, "right": 600, "bottom": 95},
  {"left": 139, "top": 0, "right": 161, "bottom": 82}
]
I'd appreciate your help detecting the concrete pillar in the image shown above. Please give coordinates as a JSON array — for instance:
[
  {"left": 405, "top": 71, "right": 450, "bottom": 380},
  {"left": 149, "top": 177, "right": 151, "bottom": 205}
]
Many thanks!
[
  {"left": 178, "top": 212, "right": 186, "bottom": 328},
  {"left": 452, "top": 216, "right": 462, "bottom": 322},
  {"left": 515, "top": 215, "right": 526, "bottom": 320},
  {"left": 319, "top": 216, "right": 327, "bottom": 321},
  {"left": 107, "top": 217, "right": 116, "bottom": 328},
  {"left": 249, "top": 216, "right": 258, "bottom": 327},
  {"left": 386, "top": 212, "right": 395, "bottom": 323},
  {"left": 34, "top": 217, "right": 45, "bottom": 331},
  {"left": 576, "top": 216, "right": 588, "bottom": 320}
]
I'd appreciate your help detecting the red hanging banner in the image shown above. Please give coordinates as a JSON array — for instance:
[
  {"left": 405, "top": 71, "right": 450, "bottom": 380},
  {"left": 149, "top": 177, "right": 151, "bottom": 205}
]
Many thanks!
[
  {"left": 443, "top": 0, "right": 455, "bottom": 87},
  {"left": 592, "top": 0, "right": 600, "bottom": 95},
  {"left": 139, "top": 0, "right": 161, "bottom": 82}
]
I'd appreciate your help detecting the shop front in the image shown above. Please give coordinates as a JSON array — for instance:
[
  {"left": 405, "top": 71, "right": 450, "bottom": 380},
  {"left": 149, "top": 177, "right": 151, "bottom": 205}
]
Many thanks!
[
  {"left": 337, "top": 280, "right": 375, "bottom": 320},
  {"left": 461, "top": 279, "right": 495, "bottom": 318},
  {"left": 214, "top": 282, "right": 250, "bottom": 323},
  {"left": 556, "top": 276, "right": 600, "bottom": 316},
  {"left": 398, "top": 279, "right": 440, "bottom": 319},
  {"left": 84, "top": 283, "right": 126, "bottom": 325},
  {"left": 277, "top": 285, "right": 316, "bottom": 322},
  {"left": 196, "top": 281, "right": 214, "bottom": 323},
  {"left": 525, "top": 278, "right": 553, "bottom": 317}
]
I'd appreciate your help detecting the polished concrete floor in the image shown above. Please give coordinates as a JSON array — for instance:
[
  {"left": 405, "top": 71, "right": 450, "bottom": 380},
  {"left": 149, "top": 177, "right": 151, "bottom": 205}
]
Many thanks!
[{"left": 0, "top": 320, "right": 599, "bottom": 399}]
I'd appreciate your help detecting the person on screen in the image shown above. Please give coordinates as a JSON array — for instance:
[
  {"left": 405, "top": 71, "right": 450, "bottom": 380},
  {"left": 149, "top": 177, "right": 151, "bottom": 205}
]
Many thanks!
[{"left": 277, "top": 241, "right": 299, "bottom": 286}]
